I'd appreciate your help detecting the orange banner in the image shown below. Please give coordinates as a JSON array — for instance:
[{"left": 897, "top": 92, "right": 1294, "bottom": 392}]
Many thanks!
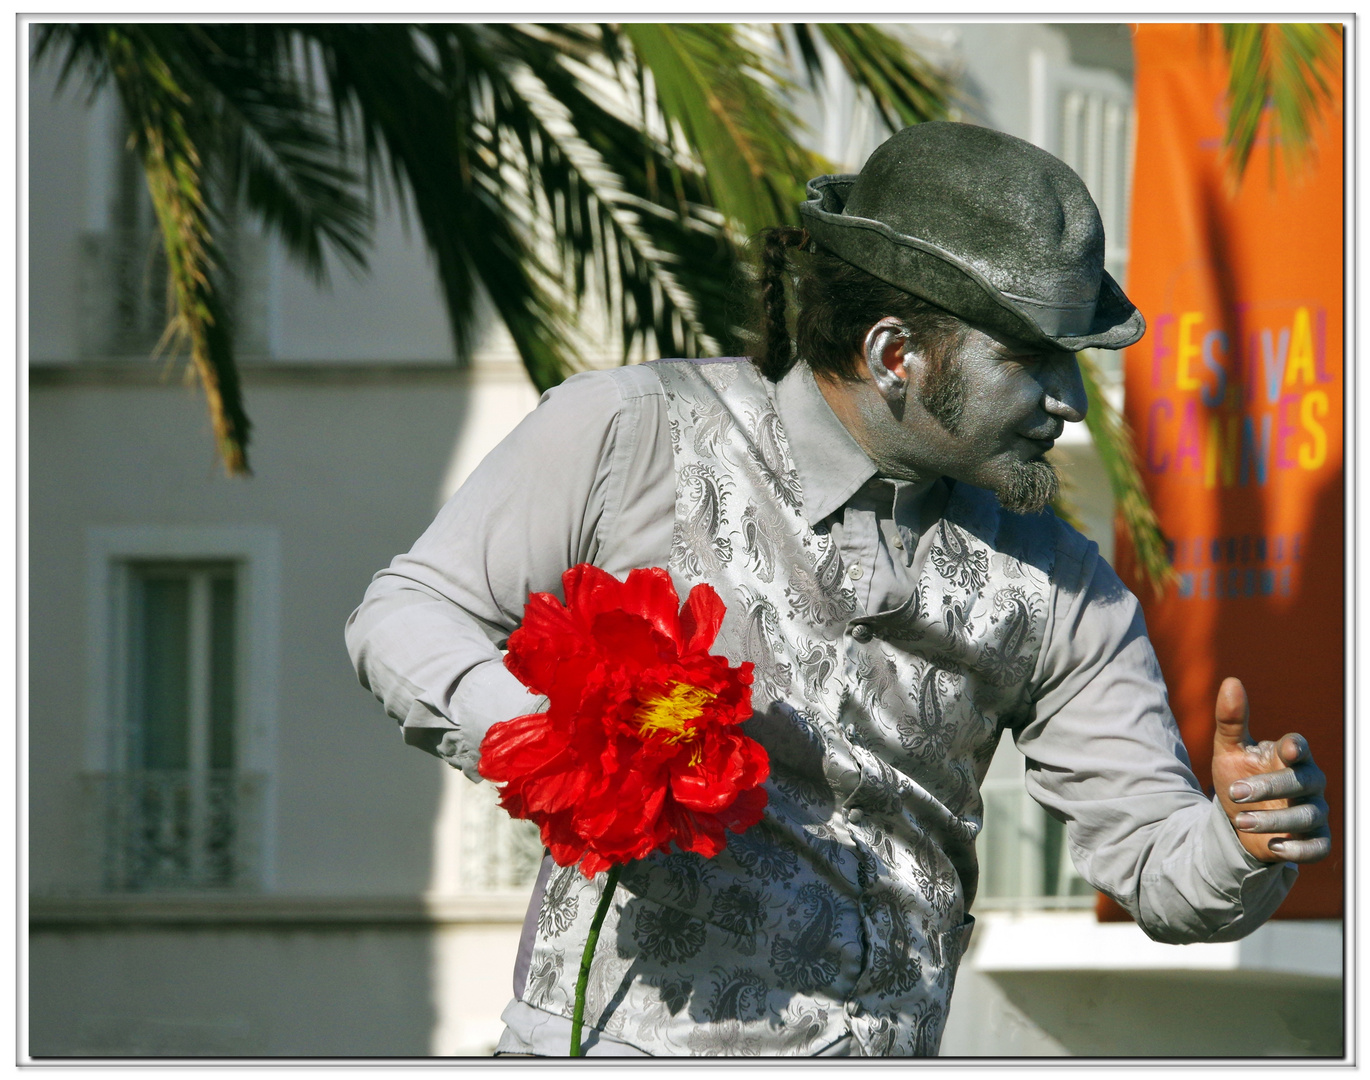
[{"left": 1110, "top": 24, "right": 1344, "bottom": 919}]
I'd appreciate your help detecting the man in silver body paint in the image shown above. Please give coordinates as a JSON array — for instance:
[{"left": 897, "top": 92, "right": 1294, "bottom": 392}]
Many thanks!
[{"left": 347, "top": 123, "right": 1330, "bottom": 1056}]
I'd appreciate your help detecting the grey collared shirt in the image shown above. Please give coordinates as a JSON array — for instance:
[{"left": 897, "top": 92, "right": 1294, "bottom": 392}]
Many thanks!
[{"left": 346, "top": 360, "right": 1295, "bottom": 1055}]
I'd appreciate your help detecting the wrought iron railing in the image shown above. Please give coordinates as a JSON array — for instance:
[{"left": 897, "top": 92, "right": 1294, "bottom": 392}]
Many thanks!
[
  {"left": 455, "top": 778, "right": 545, "bottom": 893},
  {"left": 84, "top": 771, "right": 264, "bottom": 892}
]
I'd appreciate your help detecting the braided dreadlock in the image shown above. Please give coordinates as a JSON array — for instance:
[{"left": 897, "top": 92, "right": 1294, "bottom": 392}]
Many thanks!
[
  {"left": 750, "top": 228, "right": 966, "bottom": 388},
  {"left": 752, "top": 226, "right": 811, "bottom": 380}
]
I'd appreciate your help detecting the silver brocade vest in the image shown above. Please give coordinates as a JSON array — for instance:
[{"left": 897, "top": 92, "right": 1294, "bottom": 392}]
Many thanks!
[{"left": 516, "top": 358, "right": 1057, "bottom": 1056}]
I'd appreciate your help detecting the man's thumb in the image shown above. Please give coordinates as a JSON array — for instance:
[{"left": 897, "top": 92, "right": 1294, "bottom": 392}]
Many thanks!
[{"left": 1213, "top": 676, "right": 1251, "bottom": 749}]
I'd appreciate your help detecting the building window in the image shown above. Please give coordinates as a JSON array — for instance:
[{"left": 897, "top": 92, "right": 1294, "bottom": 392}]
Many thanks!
[
  {"left": 976, "top": 765, "right": 1094, "bottom": 910},
  {"left": 1056, "top": 84, "right": 1133, "bottom": 286},
  {"left": 98, "top": 562, "right": 251, "bottom": 890},
  {"left": 1029, "top": 50, "right": 1135, "bottom": 402},
  {"left": 85, "top": 527, "right": 280, "bottom": 893}
]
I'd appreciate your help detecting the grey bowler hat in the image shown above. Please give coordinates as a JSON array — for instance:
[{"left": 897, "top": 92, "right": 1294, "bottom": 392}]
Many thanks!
[{"left": 798, "top": 121, "right": 1145, "bottom": 352}]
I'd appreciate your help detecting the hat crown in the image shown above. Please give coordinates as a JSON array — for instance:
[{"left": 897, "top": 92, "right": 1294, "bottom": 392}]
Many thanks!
[
  {"left": 797, "top": 121, "right": 1144, "bottom": 350},
  {"left": 841, "top": 122, "right": 1104, "bottom": 309}
]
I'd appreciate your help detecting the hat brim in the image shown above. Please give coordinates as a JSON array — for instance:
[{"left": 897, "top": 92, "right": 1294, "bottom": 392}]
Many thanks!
[
  {"left": 1053, "top": 272, "right": 1146, "bottom": 352},
  {"left": 798, "top": 175, "right": 1146, "bottom": 353}
]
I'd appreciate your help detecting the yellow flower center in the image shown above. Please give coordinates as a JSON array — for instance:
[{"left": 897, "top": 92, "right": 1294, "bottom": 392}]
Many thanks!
[{"left": 635, "top": 682, "right": 716, "bottom": 747}]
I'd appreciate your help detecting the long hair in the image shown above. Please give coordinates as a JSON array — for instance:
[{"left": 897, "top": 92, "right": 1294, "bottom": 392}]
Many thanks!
[{"left": 750, "top": 227, "right": 966, "bottom": 385}]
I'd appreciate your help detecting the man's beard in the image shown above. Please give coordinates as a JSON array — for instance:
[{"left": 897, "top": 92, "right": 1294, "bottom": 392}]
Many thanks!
[
  {"left": 919, "top": 351, "right": 967, "bottom": 436},
  {"left": 994, "top": 457, "right": 1060, "bottom": 514},
  {"left": 920, "top": 353, "right": 1059, "bottom": 515}
]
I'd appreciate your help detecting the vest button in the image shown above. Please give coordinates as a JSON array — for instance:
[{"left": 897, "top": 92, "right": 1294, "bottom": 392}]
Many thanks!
[
  {"left": 850, "top": 624, "right": 874, "bottom": 643},
  {"left": 847, "top": 807, "right": 865, "bottom": 824},
  {"left": 848, "top": 564, "right": 863, "bottom": 580}
]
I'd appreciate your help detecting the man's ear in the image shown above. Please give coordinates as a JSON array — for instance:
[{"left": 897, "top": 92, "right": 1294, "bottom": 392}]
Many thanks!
[{"left": 862, "top": 317, "right": 913, "bottom": 410}]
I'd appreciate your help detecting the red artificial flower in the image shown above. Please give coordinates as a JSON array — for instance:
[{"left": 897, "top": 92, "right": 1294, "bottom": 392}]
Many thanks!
[{"left": 478, "top": 564, "right": 769, "bottom": 877}]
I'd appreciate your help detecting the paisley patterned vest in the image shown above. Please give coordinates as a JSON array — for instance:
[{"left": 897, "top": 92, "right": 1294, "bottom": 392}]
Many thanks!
[{"left": 515, "top": 358, "right": 1058, "bottom": 1056}]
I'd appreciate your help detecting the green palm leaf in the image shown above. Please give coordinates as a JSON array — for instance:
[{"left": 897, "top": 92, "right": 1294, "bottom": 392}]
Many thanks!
[
  {"left": 35, "top": 25, "right": 254, "bottom": 472},
  {"left": 1218, "top": 23, "right": 1341, "bottom": 185},
  {"left": 503, "top": 24, "right": 743, "bottom": 360},
  {"left": 787, "top": 23, "right": 949, "bottom": 131},
  {"left": 34, "top": 21, "right": 954, "bottom": 469},
  {"left": 1077, "top": 350, "right": 1174, "bottom": 596},
  {"left": 34, "top": 22, "right": 374, "bottom": 474},
  {"left": 173, "top": 25, "right": 372, "bottom": 280},
  {"left": 618, "top": 23, "right": 820, "bottom": 237}
]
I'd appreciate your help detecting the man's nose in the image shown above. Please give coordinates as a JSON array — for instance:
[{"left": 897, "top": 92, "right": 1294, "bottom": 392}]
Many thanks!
[{"left": 1042, "top": 353, "right": 1088, "bottom": 423}]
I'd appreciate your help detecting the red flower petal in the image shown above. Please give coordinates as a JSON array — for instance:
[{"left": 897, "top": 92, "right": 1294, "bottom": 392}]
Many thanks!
[
  {"left": 477, "top": 712, "right": 568, "bottom": 783},
  {"left": 660, "top": 800, "right": 728, "bottom": 859},
  {"left": 619, "top": 567, "right": 687, "bottom": 649},
  {"left": 489, "top": 563, "right": 768, "bottom": 877},
  {"left": 679, "top": 582, "right": 726, "bottom": 654},
  {"left": 504, "top": 591, "right": 595, "bottom": 698},
  {"left": 669, "top": 732, "right": 770, "bottom": 813},
  {"left": 715, "top": 784, "right": 769, "bottom": 833},
  {"left": 561, "top": 563, "right": 629, "bottom": 627},
  {"left": 589, "top": 609, "right": 677, "bottom": 673}
]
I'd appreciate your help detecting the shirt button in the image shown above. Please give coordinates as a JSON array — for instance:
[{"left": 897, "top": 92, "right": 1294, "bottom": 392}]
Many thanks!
[
  {"left": 847, "top": 807, "right": 865, "bottom": 824},
  {"left": 850, "top": 624, "right": 873, "bottom": 643},
  {"left": 848, "top": 564, "right": 863, "bottom": 580}
]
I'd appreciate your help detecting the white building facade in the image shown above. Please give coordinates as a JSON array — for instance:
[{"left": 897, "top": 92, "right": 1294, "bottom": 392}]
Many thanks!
[{"left": 26, "top": 22, "right": 1341, "bottom": 1058}]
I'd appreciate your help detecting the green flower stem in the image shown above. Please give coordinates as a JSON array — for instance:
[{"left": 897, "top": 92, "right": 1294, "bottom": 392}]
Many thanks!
[{"left": 570, "top": 863, "right": 622, "bottom": 1057}]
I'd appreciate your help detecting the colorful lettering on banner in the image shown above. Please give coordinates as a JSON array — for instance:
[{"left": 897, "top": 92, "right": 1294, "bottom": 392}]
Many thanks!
[
  {"left": 1109, "top": 25, "right": 1343, "bottom": 920},
  {"left": 1144, "top": 303, "right": 1330, "bottom": 489}
]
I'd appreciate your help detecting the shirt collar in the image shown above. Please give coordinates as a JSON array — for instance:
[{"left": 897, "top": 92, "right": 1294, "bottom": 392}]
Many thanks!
[{"left": 774, "top": 363, "right": 878, "bottom": 525}]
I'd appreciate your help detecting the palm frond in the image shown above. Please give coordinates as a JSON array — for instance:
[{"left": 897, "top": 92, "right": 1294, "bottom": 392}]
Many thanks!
[
  {"left": 172, "top": 25, "right": 372, "bottom": 281},
  {"left": 503, "top": 24, "right": 740, "bottom": 361},
  {"left": 619, "top": 23, "right": 819, "bottom": 236},
  {"left": 35, "top": 21, "right": 955, "bottom": 453},
  {"left": 301, "top": 24, "right": 582, "bottom": 389},
  {"left": 788, "top": 24, "right": 950, "bottom": 132},
  {"left": 38, "top": 24, "right": 253, "bottom": 474},
  {"left": 34, "top": 23, "right": 382, "bottom": 473},
  {"left": 1219, "top": 23, "right": 1341, "bottom": 186},
  {"left": 1077, "top": 350, "right": 1174, "bottom": 596}
]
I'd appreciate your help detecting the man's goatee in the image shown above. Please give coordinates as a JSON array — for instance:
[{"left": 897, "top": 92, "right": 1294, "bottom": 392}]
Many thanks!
[{"left": 997, "top": 458, "right": 1059, "bottom": 515}]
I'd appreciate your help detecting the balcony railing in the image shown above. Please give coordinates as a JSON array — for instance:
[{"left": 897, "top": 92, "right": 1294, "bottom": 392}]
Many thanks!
[
  {"left": 84, "top": 771, "right": 264, "bottom": 892},
  {"left": 455, "top": 777, "right": 545, "bottom": 893}
]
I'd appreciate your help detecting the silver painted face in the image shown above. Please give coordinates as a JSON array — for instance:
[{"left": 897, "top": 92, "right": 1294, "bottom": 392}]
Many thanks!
[{"left": 854, "top": 322, "right": 1088, "bottom": 513}]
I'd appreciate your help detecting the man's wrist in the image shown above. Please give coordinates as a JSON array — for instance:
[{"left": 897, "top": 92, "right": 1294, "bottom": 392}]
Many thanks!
[{"left": 449, "top": 658, "right": 549, "bottom": 781}]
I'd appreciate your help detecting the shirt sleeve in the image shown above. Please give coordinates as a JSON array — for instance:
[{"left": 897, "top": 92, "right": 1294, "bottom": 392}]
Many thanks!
[
  {"left": 1015, "top": 525, "right": 1298, "bottom": 944},
  {"left": 344, "top": 364, "right": 674, "bottom": 781}
]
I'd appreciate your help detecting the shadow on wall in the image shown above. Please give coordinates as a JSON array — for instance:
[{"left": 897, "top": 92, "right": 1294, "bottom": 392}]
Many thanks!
[{"left": 26, "top": 365, "right": 496, "bottom": 1056}]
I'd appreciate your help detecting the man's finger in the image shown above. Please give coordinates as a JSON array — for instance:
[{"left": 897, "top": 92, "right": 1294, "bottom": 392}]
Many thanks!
[
  {"left": 1233, "top": 800, "right": 1328, "bottom": 834},
  {"left": 1266, "top": 833, "right": 1333, "bottom": 864},
  {"left": 1213, "top": 676, "right": 1251, "bottom": 749},
  {"left": 1229, "top": 760, "right": 1326, "bottom": 803},
  {"left": 1278, "top": 733, "right": 1311, "bottom": 765}
]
